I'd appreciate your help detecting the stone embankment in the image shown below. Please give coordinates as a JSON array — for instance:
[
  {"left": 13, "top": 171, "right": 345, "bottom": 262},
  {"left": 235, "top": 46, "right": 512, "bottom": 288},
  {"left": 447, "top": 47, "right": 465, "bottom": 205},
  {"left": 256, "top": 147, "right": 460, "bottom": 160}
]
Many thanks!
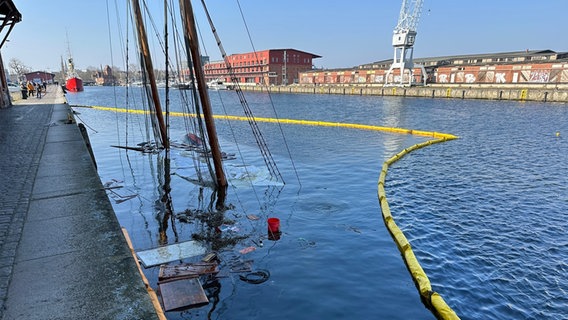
[{"left": 241, "top": 83, "right": 568, "bottom": 103}]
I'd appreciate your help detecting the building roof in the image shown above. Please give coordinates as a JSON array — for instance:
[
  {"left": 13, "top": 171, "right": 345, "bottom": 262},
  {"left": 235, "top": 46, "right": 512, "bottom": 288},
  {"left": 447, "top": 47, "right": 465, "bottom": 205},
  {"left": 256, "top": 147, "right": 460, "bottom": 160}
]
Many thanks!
[
  {"left": 267, "top": 48, "right": 322, "bottom": 59},
  {"left": 25, "top": 71, "right": 56, "bottom": 76},
  {"left": 225, "top": 48, "right": 321, "bottom": 59},
  {"left": 208, "top": 48, "right": 322, "bottom": 65},
  {"left": 0, "top": 0, "right": 21, "bottom": 22},
  {"left": 358, "top": 49, "right": 568, "bottom": 70},
  {"left": 0, "top": 0, "right": 21, "bottom": 48},
  {"left": 421, "top": 49, "right": 556, "bottom": 63}
]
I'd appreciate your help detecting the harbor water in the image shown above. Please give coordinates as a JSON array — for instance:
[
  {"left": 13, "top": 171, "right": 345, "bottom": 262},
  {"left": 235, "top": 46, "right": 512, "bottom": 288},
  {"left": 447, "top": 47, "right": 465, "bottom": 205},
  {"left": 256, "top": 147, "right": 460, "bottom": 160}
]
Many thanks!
[{"left": 67, "top": 86, "right": 567, "bottom": 320}]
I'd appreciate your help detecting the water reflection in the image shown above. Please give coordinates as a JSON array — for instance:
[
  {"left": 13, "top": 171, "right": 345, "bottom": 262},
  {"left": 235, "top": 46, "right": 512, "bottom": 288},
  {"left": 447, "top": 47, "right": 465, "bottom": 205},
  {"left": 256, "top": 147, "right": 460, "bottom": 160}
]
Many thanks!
[
  {"left": 382, "top": 98, "right": 412, "bottom": 157},
  {"left": 156, "top": 151, "right": 177, "bottom": 245}
]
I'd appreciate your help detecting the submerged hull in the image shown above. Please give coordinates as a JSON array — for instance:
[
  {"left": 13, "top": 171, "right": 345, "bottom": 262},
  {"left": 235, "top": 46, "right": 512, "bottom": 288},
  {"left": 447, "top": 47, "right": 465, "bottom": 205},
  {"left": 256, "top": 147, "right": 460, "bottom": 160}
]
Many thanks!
[{"left": 66, "top": 77, "right": 84, "bottom": 92}]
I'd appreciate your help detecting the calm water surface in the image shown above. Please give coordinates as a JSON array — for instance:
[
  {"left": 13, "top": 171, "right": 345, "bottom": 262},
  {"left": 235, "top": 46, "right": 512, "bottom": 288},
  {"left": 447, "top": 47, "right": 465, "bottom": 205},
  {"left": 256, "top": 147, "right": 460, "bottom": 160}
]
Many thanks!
[{"left": 67, "top": 87, "right": 568, "bottom": 320}]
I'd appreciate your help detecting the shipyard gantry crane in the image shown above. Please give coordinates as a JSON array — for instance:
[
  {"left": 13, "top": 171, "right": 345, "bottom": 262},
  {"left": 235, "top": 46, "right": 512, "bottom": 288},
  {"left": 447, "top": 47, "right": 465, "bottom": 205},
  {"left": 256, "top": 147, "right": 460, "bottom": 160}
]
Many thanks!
[{"left": 384, "top": 0, "right": 427, "bottom": 86}]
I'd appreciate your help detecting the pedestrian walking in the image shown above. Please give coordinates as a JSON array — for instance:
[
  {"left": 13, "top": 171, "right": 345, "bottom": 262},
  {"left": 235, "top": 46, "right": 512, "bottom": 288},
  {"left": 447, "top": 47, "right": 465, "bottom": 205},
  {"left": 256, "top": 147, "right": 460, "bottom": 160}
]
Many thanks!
[
  {"left": 26, "top": 81, "right": 34, "bottom": 97},
  {"left": 36, "top": 83, "right": 42, "bottom": 99}
]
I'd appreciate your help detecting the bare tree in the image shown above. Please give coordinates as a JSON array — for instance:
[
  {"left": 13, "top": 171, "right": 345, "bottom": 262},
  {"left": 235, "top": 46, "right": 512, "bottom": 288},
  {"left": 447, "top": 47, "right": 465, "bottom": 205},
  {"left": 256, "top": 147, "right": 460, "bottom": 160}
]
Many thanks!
[
  {"left": 8, "top": 58, "right": 31, "bottom": 80},
  {"left": 124, "top": 63, "right": 140, "bottom": 84}
]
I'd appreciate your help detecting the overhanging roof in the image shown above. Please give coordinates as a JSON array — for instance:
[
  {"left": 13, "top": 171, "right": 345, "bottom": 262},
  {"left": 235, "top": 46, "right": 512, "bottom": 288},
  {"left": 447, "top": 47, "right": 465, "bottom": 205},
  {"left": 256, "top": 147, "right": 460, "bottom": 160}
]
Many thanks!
[{"left": 0, "top": 0, "right": 21, "bottom": 48}]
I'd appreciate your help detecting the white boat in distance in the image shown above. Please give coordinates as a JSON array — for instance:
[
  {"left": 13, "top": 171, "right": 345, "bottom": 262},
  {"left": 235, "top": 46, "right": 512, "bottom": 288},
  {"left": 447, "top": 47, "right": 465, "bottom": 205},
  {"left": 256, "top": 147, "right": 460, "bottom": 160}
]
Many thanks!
[{"left": 206, "top": 78, "right": 231, "bottom": 90}]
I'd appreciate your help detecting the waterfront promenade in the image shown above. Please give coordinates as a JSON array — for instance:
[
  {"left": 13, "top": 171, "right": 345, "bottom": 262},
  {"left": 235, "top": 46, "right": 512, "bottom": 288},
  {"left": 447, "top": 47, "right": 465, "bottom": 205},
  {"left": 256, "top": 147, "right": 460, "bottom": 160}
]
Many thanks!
[{"left": 0, "top": 87, "right": 158, "bottom": 319}]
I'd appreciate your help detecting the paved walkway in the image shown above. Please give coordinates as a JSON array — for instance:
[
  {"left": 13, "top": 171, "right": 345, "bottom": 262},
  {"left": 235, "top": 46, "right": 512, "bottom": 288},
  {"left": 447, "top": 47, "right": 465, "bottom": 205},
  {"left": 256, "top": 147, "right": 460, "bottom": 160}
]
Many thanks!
[{"left": 0, "top": 86, "right": 158, "bottom": 319}]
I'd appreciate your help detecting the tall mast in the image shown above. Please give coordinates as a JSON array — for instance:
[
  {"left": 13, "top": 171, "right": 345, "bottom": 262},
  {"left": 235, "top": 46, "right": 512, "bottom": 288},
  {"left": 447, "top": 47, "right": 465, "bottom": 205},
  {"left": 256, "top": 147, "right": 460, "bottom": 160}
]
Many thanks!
[
  {"left": 178, "top": 0, "right": 227, "bottom": 189},
  {"left": 131, "top": 0, "right": 169, "bottom": 149}
]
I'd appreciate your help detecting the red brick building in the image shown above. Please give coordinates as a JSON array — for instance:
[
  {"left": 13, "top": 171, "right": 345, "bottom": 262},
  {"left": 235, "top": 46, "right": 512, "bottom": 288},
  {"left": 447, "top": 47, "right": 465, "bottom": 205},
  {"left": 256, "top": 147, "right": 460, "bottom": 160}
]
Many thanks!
[
  {"left": 204, "top": 49, "right": 320, "bottom": 85},
  {"left": 24, "top": 71, "right": 55, "bottom": 84},
  {"left": 93, "top": 65, "right": 117, "bottom": 86}
]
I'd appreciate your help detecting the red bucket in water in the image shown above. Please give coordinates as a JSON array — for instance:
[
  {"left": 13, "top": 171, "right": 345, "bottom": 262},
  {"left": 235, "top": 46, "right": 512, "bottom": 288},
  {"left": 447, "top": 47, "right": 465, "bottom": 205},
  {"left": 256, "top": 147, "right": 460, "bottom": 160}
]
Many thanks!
[{"left": 267, "top": 218, "right": 280, "bottom": 233}]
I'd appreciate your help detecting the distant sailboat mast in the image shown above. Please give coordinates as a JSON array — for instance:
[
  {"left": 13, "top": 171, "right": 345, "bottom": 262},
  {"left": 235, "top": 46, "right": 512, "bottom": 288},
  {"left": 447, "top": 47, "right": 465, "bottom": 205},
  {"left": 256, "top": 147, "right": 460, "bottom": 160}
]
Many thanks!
[{"left": 60, "top": 56, "right": 66, "bottom": 80}]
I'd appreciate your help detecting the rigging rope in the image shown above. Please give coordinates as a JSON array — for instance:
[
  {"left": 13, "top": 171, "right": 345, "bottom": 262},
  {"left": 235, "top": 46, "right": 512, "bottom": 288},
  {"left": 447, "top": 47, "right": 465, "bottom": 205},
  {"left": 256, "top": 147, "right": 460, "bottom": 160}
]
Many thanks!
[
  {"left": 199, "top": 0, "right": 285, "bottom": 184},
  {"left": 215, "top": 91, "right": 263, "bottom": 206},
  {"left": 162, "top": 0, "right": 208, "bottom": 183},
  {"left": 106, "top": 0, "right": 121, "bottom": 142},
  {"left": 240, "top": 0, "right": 302, "bottom": 187}
]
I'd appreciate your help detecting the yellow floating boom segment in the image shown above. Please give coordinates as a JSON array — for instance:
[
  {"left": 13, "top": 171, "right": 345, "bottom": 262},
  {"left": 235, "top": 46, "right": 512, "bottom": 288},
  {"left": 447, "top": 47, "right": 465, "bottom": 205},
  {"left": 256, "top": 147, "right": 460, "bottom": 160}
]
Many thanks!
[
  {"left": 378, "top": 135, "right": 461, "bottom": 320},
  {"left": 87, "top": 105, "right": 458, "bottom": 140}
]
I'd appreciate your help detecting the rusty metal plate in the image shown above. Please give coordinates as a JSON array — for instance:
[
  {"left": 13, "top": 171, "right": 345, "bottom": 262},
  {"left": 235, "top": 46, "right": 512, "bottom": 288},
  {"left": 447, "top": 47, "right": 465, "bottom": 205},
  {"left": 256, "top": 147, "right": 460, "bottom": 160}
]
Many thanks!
[{"left": 159, "top": 278, "right": 209, "bottom": 311}]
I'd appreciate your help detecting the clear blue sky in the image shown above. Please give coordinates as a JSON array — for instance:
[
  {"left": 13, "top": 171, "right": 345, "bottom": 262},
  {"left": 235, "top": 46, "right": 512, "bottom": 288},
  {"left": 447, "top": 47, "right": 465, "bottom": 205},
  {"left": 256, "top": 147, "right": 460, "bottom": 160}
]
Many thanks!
[{"left": 4, "top": 0, "right": 568, "bottom": 73}]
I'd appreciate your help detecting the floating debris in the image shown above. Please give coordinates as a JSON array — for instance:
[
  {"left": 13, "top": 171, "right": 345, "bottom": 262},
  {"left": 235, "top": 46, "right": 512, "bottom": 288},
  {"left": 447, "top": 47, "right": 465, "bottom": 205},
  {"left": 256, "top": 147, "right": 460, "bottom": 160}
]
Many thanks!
[
  {"left": 198, "top": 150, "right": 236, "bottom": 161},
  {"left": 297, "top": 238, "right": 316, "bottom": 249},
  {"left": 239, "top": 269, "right": 270, "bottom": 284},
  {"left": 158, "top": 262, "right": 219, "bottom": 281},
  {"left": 111, "top": 141, "right": 160, "bottom": 153},
  {"left": 136, "top": 240, "right": 207, "bottom": 267},
  {"left": 239, "top": 246, "right": 256, "bottom": 255},
  {"left": 251, "top": 239, "right": 263, "bottom": 247},
  {"left": 201, "top": 252, "right": 217, "bottom": 262},
  {"left": 159, "top": 278, "right": 208, "bottom": 311},
  {"left": 102, "top": 179, "right": 138, "bottom": 204},
  {"left": 345, "top": 225, "right": 362, "bottom": 234},
  {"left": 184, "top": 132, "right": 204, "bottom": 147},
  {"left": 102, "top": 178, "right": 123, "bottom": 189},
  {"left": 114, "top": 194, "right": 137, "bottom": 204},
  {"left": 229, "top": 260, "right": 253, "bottom": 273},
  {"left": 246, "top": 214, "right": 260, "bottom": 221},
  {"left": 219, "top": 224, "right": 240, "bottom": 232}
]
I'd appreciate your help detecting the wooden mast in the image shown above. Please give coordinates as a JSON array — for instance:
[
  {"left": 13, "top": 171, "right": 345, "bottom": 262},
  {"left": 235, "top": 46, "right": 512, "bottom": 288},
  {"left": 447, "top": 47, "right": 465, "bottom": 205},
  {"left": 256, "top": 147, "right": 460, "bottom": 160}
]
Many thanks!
[
  {"left": 131, "top": 0, "right": 169, "bottom": 149},
  {"left": 178, "top": 0, "right": 227, "bottom": 189}
]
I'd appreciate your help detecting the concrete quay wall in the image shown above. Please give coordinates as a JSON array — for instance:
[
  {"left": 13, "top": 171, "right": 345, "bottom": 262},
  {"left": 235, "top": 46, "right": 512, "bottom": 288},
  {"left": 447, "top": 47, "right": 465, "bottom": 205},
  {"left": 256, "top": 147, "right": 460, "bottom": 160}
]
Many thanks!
[
  {"left": 1, "top": 85, "right": 160, "bottom": 320},
  {"left": 240, "top": 83, "right": 568, "bottom": 103}
]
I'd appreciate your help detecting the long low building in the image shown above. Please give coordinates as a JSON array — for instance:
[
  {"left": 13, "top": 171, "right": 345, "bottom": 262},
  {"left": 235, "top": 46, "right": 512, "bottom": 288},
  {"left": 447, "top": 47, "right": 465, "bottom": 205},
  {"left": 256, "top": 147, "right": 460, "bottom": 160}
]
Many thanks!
[{"left": 299, "top": 50, "right": 568, "bottom": 85}]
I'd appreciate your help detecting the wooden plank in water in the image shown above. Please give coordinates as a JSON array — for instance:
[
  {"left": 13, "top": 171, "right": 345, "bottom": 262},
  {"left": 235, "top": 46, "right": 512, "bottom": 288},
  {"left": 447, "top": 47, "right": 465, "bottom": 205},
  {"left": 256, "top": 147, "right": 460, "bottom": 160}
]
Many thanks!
[
  {"left": 159, "top": 278, "right": 209, "bottom": 311},
  {"left": 158, "top": 262, "right": 219, "bottom": 281}
]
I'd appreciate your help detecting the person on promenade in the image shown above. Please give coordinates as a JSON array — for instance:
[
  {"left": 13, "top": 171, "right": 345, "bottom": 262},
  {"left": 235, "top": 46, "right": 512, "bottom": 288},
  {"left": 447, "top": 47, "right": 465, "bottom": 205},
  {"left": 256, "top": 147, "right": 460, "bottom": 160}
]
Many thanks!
[
  {"left": 36, "top": 83, "right": 42, "bottom": 99},
  {"left": 20, "top": 82, "right": 28, "bottom": 99},
  {"left": 26, "top": 81, "right": 35, "bottom": 97}
]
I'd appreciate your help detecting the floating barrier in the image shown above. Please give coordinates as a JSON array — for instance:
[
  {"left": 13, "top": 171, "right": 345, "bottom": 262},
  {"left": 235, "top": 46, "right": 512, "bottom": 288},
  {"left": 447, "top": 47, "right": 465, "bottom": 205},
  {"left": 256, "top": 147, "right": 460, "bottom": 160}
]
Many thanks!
[
  {"left": 377, "top": 136, "right": 460, "bottom": 320},
  {"left": 83, "top": 105, "right": 458, "bottom": 139}
]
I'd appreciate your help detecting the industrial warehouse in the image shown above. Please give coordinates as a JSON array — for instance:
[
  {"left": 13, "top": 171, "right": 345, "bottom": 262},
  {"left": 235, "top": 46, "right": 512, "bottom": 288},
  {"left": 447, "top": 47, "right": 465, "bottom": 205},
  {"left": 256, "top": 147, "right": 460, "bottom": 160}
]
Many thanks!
[
  {"left": 301, "top": 49, "right": 568, "bottom": 85},
  {"left": 203, "top": 49, "right": 568, "bottom": 86}
]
